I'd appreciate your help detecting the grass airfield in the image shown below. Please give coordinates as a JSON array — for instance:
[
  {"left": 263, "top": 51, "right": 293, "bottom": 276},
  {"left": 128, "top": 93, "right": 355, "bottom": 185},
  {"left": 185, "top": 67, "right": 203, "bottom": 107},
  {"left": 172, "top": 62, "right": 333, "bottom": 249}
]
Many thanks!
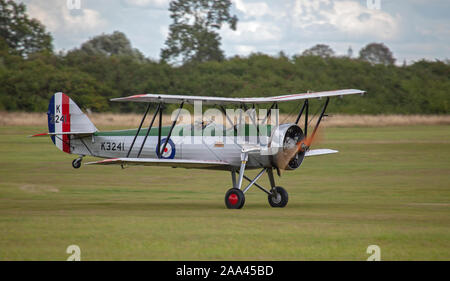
[{"left": 0, "top": 125, "right": 449, "bottom": 260}]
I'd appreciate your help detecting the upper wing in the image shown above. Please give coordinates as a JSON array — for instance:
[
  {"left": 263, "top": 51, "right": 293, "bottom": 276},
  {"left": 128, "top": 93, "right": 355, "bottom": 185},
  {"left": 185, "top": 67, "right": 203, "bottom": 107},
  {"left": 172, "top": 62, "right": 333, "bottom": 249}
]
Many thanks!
[
  {"left": 85, "top": 158, "right": 230, "bottom": 170},
  {"left": 110, "top": 89, "right": 365, "bottom": 105}
]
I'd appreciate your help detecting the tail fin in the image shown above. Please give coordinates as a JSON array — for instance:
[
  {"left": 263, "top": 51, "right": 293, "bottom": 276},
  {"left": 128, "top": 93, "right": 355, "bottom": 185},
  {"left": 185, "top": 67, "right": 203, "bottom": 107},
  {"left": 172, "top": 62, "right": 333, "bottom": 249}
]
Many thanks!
[{"left": 46, "top": 92, "right": 97, "bottom": 153}]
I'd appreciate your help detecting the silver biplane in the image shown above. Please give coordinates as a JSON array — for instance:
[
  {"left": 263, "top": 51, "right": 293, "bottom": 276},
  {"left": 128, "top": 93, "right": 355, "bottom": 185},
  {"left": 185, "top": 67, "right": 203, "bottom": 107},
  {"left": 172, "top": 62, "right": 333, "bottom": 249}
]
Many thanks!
[{"left": 33, "top": 90, "right": 365, "bottom": 209}]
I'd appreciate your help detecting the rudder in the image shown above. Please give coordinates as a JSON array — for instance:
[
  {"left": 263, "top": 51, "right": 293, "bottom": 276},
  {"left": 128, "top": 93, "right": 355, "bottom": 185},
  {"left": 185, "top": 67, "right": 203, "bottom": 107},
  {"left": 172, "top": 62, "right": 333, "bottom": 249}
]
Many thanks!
[{"left": 47, "top": 92, "right": 97, "bottom": 153}]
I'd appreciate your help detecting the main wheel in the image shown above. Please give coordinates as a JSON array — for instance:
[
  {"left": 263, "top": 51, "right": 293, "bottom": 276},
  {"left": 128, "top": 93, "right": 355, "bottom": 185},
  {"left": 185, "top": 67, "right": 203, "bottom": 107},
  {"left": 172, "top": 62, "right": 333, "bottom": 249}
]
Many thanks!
[
  {"left": 268, "top": 186, "right": 288, "bottom": 208},
  {"left": 72, "top": 158, "right": 81, "bottom": 169},
  {"left": 225, "top": 188, "right": 245, "bottom": 209}
]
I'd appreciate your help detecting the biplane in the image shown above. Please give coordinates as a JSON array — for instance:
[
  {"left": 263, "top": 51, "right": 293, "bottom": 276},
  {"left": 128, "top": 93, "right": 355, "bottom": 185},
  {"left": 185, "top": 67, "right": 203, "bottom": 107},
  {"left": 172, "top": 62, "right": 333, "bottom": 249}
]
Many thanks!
[{"left": 32, "top": 89, "right": 365, "bottom": 209}]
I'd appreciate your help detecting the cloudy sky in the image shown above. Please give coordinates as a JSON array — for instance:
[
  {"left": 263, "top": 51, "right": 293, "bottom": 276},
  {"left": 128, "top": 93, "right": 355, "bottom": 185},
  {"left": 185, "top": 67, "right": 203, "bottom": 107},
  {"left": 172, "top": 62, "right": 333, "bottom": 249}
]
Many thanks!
[{"left": 21, "top": 0, "right": 449, "bottom": 64}]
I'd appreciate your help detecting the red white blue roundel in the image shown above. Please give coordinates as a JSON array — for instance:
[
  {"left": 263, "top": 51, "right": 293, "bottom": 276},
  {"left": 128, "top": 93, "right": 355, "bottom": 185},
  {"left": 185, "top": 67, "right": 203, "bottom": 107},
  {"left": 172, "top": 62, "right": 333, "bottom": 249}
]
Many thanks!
[{"left": 156, "top": 138, "right": 176, "bottom": 159}]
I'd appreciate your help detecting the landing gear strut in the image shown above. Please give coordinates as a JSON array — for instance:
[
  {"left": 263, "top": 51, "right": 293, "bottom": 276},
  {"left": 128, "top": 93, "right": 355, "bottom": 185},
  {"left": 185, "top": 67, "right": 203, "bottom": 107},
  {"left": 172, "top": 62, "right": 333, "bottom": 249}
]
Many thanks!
[
  {"left": 224, "top": 150, "right": 289, "bottom": 209},
  {"left": 266, "top": 168, "right": 288, "bottom": 208},
  {"left": 72, "top": 157, "right": 83, "bottom": 169}
]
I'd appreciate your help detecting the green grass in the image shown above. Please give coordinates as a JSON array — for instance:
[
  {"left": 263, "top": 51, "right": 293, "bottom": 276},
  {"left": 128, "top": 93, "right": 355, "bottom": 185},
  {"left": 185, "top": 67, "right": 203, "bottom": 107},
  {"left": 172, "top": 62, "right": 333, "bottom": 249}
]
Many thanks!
[{"left": 0, "top": 125, "right": 449, "bottom": 260}]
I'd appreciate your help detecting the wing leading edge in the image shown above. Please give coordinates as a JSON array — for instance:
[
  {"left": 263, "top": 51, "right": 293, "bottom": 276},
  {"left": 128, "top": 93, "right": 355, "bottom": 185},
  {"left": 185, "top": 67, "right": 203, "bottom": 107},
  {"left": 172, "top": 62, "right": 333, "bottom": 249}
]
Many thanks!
[
  {"left": 305, "top": 149, "right": 339, "bottom": 157},
  {"left": 110, "top": 89, "right": 365, "bottom": 105}
]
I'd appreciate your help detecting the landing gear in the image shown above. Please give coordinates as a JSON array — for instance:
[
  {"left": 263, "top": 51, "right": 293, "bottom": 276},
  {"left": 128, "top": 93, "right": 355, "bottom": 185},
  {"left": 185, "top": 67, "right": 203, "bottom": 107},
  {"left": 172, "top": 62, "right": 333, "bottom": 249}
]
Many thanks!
[
  {"left": 225, "top": 188, "right": 245, "bottom": 209},
  {"left": 224, "top": 150, "right": 289, "bottom": 209},
  {"left": 72, "top": 157, "right": 82, "bottom": 169},
  {"left": 268, "top": 186, "right": 288, "bottom": 208}
]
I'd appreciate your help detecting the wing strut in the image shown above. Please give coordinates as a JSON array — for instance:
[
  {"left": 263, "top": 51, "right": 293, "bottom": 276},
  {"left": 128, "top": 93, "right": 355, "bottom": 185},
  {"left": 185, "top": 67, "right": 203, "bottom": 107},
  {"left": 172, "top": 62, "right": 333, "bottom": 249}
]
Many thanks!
[
  {"left": 311, "top": 97, "right": 330, "bottom": 136},
  {"left": 157, "top": 103, "right": 163, "bottom": 158},
  {"left": 158, "top": 102, "right": 184, "bottom": 158},
  {"left": 137, "top": 103, "right": 161, "bottom": 158},
  {"left": 220, "top": 105, "right": 238, "bottom": 135},
  {"left": 259, "top": 102, "right": 276, "bottom": 126},
  {"left": 294, "top": 99, "right": 309, "bottom": 137},
  {"left": 126, "top": 103, "right": 151, "bottom": 158},
  {"left": 294, "top": 97, "right": 328, "bottom": 140},
  {"left": 274, "top": 103, "right": 279, "bottom": 127},
  {"left": 295, "top": 99, "right": 307, "bottom": 126},
  {"left": 305, "top": 99, "right": 309, "bottom": 137},
  {"left": 242, "top": 103, "right": 260, "bottom": 143}
]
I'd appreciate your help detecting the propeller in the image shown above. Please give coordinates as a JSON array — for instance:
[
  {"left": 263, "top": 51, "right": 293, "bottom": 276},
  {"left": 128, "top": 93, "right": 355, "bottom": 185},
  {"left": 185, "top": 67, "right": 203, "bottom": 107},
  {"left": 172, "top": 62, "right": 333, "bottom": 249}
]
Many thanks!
[
  {"left": 277, "top": 97, "right": 329, "bottom": 171},
  {"left": 297, "top": 127, "right": 320, "bottom": 153},
  {"left": 277, "top": 127, "right": 322, "bottom": 170}
]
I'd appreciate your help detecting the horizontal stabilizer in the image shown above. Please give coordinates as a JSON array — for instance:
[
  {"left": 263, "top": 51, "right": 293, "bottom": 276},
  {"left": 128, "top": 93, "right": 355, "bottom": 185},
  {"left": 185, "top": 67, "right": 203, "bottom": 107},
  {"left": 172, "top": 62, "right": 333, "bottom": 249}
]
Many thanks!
[
  {"left": 305, "top": 149, "right": 339, "bottom": 157},
  {"left": 85, "top": 158, "right": 230, "bottom": 170}
]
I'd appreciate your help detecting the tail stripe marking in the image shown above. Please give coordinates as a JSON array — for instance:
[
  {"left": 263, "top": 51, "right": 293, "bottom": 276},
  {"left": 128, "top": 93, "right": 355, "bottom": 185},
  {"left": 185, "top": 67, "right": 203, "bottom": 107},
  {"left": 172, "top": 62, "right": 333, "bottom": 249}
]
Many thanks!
[
  {"left": 47, "top": 94, "right": 55, "bottom": 144},
  {"left": 62, "top": 93, "right": 71, "bottom": 153}
]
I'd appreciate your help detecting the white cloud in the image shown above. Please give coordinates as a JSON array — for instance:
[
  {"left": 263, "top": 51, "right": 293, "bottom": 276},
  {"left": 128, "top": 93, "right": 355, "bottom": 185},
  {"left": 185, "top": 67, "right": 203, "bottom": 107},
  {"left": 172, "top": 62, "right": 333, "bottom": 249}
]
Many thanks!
[
  {"left": 416, "top": 22, "right": 450, "bottom": 38},
  {"left": 293, "top": 0, "right": 400, "bottom": 40},
  {"left": 19, "top": 0, "right": 450, "bottom": 63},
  {"left": 233, "top": 0, "right": 271, "bottom": 18},
  {"left": 61, "top": 8, "right": 106, "bottom": 32},
  {"left": 27, "top": 4, "right": 60, "bottom": 31},
  {"left": 27, "top": 1, "right": 107, "bottom": 34},
  {"left": 222, "top": 21, "right": 282, "bottom": 42},
  {"left": 235, "top": 45, "right": 256, "bottom": 55},
  {"left": 159, "top": 25, "right": 169, "bottom": 38},
  {"left": 122, "top": 0, "right": 170, "bottom": 8}
]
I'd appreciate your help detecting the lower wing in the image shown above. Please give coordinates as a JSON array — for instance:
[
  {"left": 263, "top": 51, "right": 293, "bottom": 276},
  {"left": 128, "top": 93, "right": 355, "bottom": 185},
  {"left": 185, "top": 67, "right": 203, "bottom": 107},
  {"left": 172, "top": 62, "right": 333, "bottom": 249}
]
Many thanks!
[
  {"left": 305, "top": 149, "right": 338, "bottom": 157},
  {"left": 85, "top": 150, "right": 337, "bottom": 170},
  {"left": 85, "top": 158, "right": 230, "bottom": 170}
]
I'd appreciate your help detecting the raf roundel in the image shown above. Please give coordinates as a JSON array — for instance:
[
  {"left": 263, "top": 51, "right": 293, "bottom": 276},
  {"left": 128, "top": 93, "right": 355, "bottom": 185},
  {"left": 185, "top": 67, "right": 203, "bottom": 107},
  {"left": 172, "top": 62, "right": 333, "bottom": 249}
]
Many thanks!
[{"left": 156, "top": 138, "right": 176, "bottom": 159}]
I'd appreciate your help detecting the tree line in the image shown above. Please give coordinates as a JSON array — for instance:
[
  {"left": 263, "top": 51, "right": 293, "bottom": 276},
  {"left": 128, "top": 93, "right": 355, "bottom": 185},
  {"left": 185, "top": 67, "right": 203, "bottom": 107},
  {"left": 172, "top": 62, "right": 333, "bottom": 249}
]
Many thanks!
[{"left": 0, "top": 0, "right": 448, "bottom": 114}]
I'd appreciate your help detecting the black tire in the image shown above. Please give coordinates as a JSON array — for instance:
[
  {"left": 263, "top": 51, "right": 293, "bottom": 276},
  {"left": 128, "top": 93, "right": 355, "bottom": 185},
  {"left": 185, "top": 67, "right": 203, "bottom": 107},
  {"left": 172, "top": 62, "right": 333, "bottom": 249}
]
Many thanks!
[
  {"left": 72, "top": 158, "right": 81, "bottom": 169},
  {"left": 268, "top": 186, "right": 288, "bottom": 208},
  {"left": 225, "top": 188, "right": 245, "bottom": 209}
]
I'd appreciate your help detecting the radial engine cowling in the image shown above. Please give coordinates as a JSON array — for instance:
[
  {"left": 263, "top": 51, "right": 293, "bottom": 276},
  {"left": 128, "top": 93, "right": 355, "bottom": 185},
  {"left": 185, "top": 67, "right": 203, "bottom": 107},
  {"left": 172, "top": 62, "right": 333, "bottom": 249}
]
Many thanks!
[{"left": 269, "top": 124, "right": 305, "bottom": 170}]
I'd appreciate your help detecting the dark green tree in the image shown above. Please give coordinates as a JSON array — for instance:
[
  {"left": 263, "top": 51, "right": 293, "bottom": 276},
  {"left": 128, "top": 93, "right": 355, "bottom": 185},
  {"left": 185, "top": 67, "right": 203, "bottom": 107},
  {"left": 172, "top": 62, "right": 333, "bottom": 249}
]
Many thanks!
[
  {"left": 0, "top": 0, "right": 53, "bottom": 56},
  {"left": 75, "top": 31, "right": 145, "bottom": 61},
  {"left": 161, "top": 0, "right": 238, "bottom": 64},
  {"left": 302, "top": 44, "right": 335, "bottom": 58},
  {"left": 359, "top": 42, "right": 395, "bottom": 65}
]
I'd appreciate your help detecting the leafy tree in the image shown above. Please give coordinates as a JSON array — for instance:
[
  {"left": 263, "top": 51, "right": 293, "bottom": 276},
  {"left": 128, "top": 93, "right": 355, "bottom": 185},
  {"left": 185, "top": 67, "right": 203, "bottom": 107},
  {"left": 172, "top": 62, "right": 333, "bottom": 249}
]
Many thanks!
[
  {"left": 2, "top": 47, "right": 449, "bottom": 114},
  {"left": 0, "top": 6, "right": 448, "bottom": 116},
  {"left": 0, "top": 0, "right": 52, "bottom": 56},
  {"left": 161, "top": 0, "right": 238, "bottom": 64},
  {"left": 75, "top": 31, "right": 145, "bottom": 61},
  {"left": 302, "top": 44, "right": 335, "bottom": 58},
  {"left": 359, "top": 42, "right": 395, "bottom": 65}
]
